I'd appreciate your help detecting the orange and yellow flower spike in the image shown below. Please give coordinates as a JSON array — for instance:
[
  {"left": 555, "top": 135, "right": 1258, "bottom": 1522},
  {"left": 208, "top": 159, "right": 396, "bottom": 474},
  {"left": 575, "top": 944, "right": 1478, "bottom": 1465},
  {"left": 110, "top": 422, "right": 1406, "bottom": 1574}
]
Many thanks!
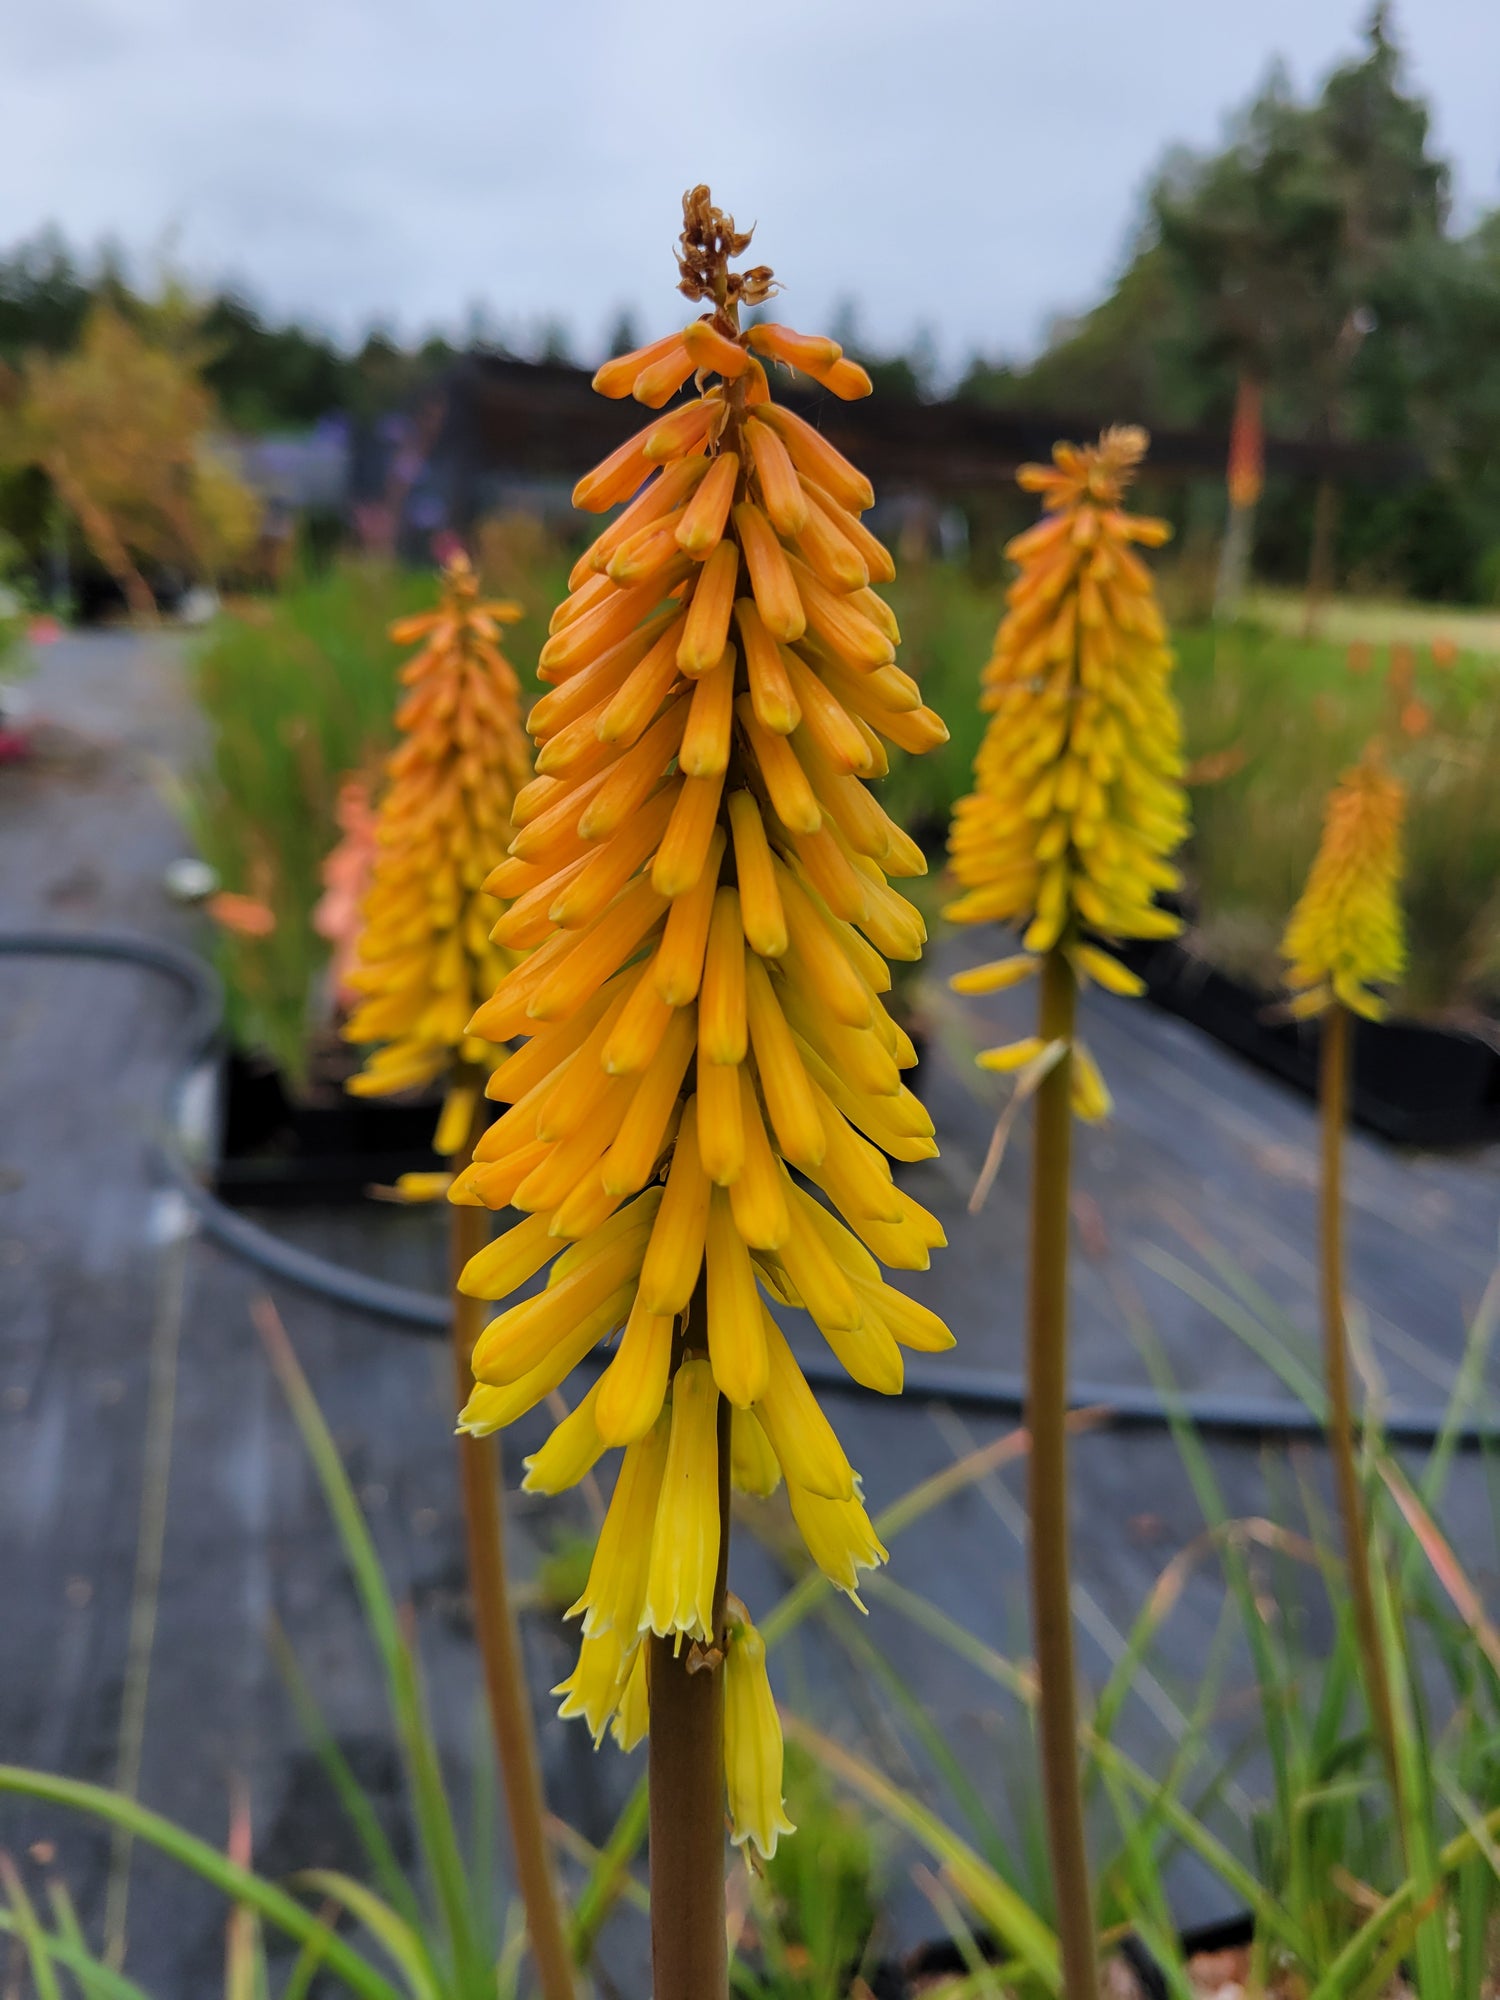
[
  {"left": 342, "top": 551, "right": 532, "bottom": 1161},
  {"left": 1285, "top": 751, "right": 1408, "bottom": 1830},
  {"left": 452, "top": 189, "right": 952, "bottom": 1870},
  {"left": 945, "top": 427, "right": 1188, "bottom": 1118},
  {"left": 942, "top": 430, "right": 1188, "bottom": 2000},
  {"left": 1282, "top": 753, "right": 1406, "bottom": 1021}
]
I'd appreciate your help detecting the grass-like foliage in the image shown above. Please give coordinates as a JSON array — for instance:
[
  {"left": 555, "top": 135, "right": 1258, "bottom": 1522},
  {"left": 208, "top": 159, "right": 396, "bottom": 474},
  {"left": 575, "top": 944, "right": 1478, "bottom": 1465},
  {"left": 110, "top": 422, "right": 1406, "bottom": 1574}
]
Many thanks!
[
  {"left": 1, "top": 1270, "right": 1498, "bottom": 1994},
  {"left": 182, "top": 546, "right": 567, "bottom": 1083},
  {"left": 183, "top": 563, "right": 434, "bottom": 1081}
]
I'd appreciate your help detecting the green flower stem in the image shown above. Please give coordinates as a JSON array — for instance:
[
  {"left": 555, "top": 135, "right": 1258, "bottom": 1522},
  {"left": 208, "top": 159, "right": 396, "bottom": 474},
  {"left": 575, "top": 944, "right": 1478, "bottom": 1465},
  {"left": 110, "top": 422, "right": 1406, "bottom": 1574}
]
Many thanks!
[
  {"left": 450, "top": 1093, "right": 576, "bottom": 2000},
  {"left": 1029, "top": 949, "right": 1097, "bottom": 1999},
  {"left": 648, "top": 1285, "right": 730, "bottom": 2000},
  {"left": 1319, "top": 1005, "right": 1405, "bottom": 1823}
]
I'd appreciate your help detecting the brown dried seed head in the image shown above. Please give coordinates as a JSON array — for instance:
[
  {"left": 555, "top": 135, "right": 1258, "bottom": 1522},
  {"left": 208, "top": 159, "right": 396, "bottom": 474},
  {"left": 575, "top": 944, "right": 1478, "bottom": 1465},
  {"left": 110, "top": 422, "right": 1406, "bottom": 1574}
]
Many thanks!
[{"left": 676, "top": 184, "right": 776, "bottom": 311}]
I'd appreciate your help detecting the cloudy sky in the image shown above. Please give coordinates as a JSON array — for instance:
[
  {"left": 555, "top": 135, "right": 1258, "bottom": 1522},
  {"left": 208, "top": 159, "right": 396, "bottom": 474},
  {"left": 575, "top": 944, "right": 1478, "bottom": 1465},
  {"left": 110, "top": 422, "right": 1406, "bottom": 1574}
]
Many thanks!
[{"left": 3, "top": 1, "right": 1496, "bottom": 370}]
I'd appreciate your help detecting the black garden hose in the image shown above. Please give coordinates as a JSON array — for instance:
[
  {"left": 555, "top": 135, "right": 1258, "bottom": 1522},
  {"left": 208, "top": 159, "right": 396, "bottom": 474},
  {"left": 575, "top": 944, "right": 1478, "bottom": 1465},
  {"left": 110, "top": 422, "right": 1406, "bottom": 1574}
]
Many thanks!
[{"left": 3, "top": 928, "right": 1496, "bottom": 1447}]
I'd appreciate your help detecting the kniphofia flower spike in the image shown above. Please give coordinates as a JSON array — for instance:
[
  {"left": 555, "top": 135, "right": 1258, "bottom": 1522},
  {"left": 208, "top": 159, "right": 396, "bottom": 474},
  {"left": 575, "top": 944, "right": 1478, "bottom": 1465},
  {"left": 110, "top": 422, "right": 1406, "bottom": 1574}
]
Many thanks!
[
  {"left": 945, "top": 428, "right": 1189, "bottom": 1119},
  {"left": 343, "top": 552, "right": 532, "bottom": 1161},
  {"left": 1282, "top": 752, "right": 1406, "bottom": 1020},
  {"left": 452, "top": 187, "right": 953, "bottom": 1854}
]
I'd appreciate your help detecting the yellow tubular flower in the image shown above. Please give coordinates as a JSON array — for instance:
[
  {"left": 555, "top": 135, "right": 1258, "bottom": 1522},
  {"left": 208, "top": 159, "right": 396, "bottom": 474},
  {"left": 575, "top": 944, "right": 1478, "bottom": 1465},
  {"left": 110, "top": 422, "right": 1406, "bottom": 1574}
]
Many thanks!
[
  {"left": 723, "top": 1595, "right": 795, "bottom": 1858},
  {"left": 1282, "top": 753, "right": 1406, "bottom": 1020},
  {"left": 452, "top": 190, "right": 954, "bottom": 1810},
  {"left": 945, "top": 429, "right": 1189, "bottom": 1116},
  {"left": 343, "top": 551, "right": 532, "bottom": 1153}
]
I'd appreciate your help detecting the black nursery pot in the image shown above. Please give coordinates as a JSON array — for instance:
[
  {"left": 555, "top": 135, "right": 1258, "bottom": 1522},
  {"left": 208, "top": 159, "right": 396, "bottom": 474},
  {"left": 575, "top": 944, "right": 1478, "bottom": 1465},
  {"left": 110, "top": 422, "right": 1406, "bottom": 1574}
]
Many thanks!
[
  {"left": 215, "top": 1051, "right": 445, "bottom": 1205},
  {"left": 1121, "top": 940, "right": 1500, "bottom": 1150}
]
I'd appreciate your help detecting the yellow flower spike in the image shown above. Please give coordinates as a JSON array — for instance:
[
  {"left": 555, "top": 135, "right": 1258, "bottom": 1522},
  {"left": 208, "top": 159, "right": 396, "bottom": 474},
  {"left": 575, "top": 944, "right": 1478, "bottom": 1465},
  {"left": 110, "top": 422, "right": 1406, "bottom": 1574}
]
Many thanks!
[
  {"left": 729, "top": 1408, "right": 781, "bottom": 1496},
  {"left": 943, "top": 428, "right": 1191, "bottom": 2000},
  {"left": 449, "top": 190, "right": 953, "bottom": 1794},
  {"left": 1282, "top": 753, "right": 1406, "bottom": 1021},
  {"left": 342, "top": 550, "right": 531, "bottom": 1136},
  {"left": 644, "top": 1357, "right": 722, "bottom": 1641},
  {"left": 723, "top": 1596, "right": 796, "bottom": 1859},
  {"left": 945, "top": 426, "right": 1188, "bottom": 1082}
]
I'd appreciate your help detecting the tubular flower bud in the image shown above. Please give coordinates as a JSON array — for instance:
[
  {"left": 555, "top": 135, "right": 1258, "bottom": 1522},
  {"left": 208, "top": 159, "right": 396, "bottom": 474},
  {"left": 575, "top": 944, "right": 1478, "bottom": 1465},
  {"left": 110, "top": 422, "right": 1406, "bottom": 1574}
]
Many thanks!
[
  {"left": 1282, "top": 754, "right": 1406, "bottom": 1020},
  {"left": 723, "top": 1596, "right": 795, "bottom": 1858},
  {"left": 453, "top": 189, "right": 952, "bottom": 1805},
  {"left": 945, "top": 430, "right": 1189, "bottom": 1104},
  {"left": 342, "top": 552, "right": 531, "bottom": 1154}
]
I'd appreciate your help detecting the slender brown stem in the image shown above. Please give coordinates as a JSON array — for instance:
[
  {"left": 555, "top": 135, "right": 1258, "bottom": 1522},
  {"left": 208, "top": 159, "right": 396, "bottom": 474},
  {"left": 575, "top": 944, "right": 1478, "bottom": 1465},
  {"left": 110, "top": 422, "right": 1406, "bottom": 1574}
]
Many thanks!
[
  {"left": 1028, "top": 950, "right": 1097, "bottom": 2000},
  {"left": 1320, "top": 1005, "right": 1405, "bottom": 1821},
  {"left": 648, "top": 1292, "right": 730, "bottom": 2000},
  {"left": 449, "top": 1098, "right": 576, "bottom": 2000}
]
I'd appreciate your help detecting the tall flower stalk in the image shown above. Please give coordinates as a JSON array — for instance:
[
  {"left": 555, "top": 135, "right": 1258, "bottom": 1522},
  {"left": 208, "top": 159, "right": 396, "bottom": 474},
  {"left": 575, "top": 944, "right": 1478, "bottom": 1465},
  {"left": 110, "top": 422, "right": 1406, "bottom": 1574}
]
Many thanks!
[
  {"left": 453, "top": 186, "right": 953, "bottom": 2000},
  {"left": 341, "top": 553, "right": 576, "bottom": 2000},
  {"left": 946, "top": 429, "right": 1189, "bottom": 1997},
  {"left": 1283, "top": 751, "right": 1408, "bottom": 1813}
]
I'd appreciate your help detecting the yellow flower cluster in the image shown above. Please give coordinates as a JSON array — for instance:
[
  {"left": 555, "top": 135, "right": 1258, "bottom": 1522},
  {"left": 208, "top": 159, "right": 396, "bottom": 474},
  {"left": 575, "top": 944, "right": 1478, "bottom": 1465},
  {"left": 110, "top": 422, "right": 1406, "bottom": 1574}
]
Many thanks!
[
  {"left": 343, "top": 553, "right": 532, "bottom": 1157},
  {"left": 450, "top": 189, "right": 953, "bottom": 1856},
  {"left": 1282, "top": 754, "right": 1406, "bottom": 1019},
  {"left": 945, "top": 428, "right": 1189, "bottom": 1116}
]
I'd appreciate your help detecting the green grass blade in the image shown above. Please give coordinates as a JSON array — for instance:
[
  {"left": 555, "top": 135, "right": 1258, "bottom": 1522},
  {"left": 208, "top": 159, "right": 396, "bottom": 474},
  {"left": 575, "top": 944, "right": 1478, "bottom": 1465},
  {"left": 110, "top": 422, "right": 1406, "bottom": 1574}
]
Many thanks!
[
  {"left": 826, "top": 1607, "right": 1014, "bottom": 1882},
  {"left": 1135, "top": 1245, "right": 1325, "bottom": 1413},
  {"left": 784, "top": 1717, "right": 1062, "bottom": 1993},
  {"left": 254, "top": 1300, "right": 481, "bottom": 1988},
  {"left": 267, "top": 1616, "right": 424, "bottom": 1934},
  {"left": 0, "top": 1910, "right": 155, "bottom": 2000},
  {"left": 294, "top": 1871, "right": 443, "bottom": 2000},
  {"left": 568, "top": 1774, "right": 647, "bottom": 1964},
  {"left": 281, "top": 1912, "right": 338, "bottom": 2000},
  {"left": 0, "top": 1768, "right": 404, "bottom": 2000},
  {"left": 868, "top": 1575, "right": 1310, "bottom": 1962},
  {"left": 0, "top": 1854, "right": 64, "bottom": 2000},
  {"left": 760, "top": 1420, "right": 1095, "bottom": 1652}
]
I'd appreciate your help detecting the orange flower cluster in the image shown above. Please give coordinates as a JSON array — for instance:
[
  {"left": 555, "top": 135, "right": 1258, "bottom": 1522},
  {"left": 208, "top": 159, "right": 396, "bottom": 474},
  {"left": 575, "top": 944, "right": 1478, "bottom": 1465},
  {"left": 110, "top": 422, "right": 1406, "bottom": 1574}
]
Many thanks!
[
  {"left": 343, "top": 553, "right": 532, "bottom": 1157},
  {"left": 449, "top": 190, "right": 953, "bottom": 1824}
]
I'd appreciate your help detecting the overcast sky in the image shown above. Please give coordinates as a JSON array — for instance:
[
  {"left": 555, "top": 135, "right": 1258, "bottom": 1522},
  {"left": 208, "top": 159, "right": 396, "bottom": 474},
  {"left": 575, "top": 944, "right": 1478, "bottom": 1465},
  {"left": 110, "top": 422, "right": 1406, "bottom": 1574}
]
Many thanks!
[{"left": 2, "top": 1, "right": 1496, "bottom": 370}]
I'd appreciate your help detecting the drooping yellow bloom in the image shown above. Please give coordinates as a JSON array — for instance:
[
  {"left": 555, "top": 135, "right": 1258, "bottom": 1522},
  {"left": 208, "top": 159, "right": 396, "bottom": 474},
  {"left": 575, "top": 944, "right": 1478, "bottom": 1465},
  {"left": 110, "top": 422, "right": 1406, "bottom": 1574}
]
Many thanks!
[
  {"left": 453, "top": 189, "right": 954, "bottom": 1799},
  {"left": 342, "top": 552, "right": 532, "bottom": 1156},
  {"left": 723, "top": 1594, "right": 795, "bottom": 1858},
  {"left": 1282, "top": 754, "right": 1406, "bottom": 1020},
  {"left": 945, "top": 428, "right": 1189, "bottom": 1113}
]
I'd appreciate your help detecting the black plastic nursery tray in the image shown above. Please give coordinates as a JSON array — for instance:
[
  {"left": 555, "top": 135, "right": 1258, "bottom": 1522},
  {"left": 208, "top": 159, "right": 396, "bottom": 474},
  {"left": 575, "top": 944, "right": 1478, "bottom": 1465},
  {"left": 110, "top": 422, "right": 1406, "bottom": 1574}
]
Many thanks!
[
  {"left": 1123, "top": 940, "right": 1500, "bottom": 1150},
  {"left": 214, "top": 1051, "right": 445, "bottom": 1204}
]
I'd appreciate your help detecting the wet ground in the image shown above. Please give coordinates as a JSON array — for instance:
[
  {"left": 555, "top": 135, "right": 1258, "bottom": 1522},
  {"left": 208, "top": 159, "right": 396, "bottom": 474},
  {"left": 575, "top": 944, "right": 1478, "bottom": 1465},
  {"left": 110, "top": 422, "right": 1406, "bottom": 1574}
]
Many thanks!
[{"left": 2, "top": 632, "right": 1496, "bottom": 1994}]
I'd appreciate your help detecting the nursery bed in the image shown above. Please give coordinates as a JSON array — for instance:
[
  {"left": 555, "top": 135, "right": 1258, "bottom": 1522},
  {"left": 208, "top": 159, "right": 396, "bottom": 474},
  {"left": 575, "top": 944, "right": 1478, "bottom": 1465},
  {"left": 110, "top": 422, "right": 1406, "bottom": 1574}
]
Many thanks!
[{"left": 3, "top": 634, "right": 1500, "bottom": 1995}]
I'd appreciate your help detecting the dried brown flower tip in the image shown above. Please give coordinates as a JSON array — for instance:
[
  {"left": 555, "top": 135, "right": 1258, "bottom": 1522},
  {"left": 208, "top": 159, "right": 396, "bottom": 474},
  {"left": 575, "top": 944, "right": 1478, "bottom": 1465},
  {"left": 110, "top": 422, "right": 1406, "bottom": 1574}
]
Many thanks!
[{"left": 676, "top": 184, "right": 777, "bottom": 314}]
